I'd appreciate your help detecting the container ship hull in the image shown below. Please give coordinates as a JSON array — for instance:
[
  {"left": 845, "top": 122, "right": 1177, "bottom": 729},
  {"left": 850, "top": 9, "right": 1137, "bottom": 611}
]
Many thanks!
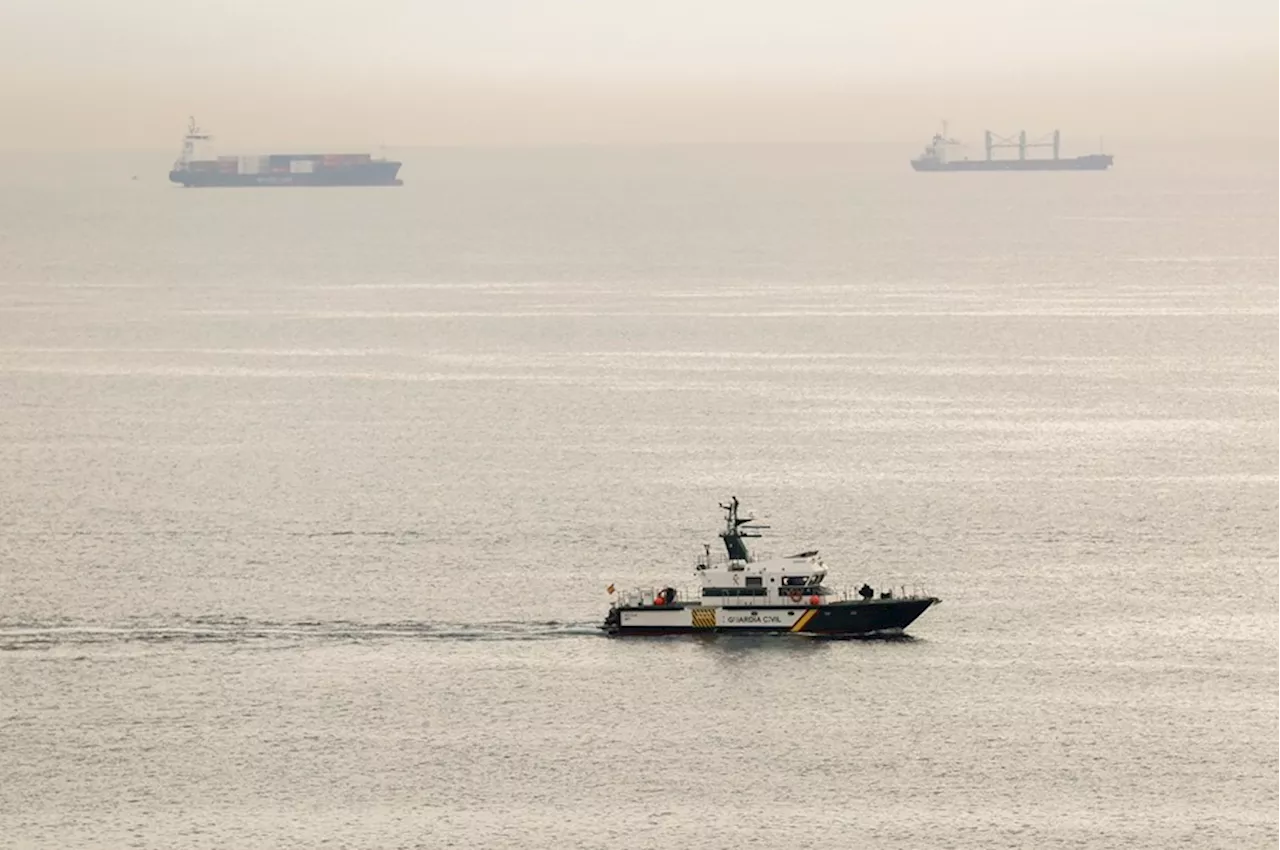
[
  {"left": 911, "top": 154, "right": 1113, "bottom": 172},
  {"left": 170, "top": 150, "right": 402, "bottom": 187}
]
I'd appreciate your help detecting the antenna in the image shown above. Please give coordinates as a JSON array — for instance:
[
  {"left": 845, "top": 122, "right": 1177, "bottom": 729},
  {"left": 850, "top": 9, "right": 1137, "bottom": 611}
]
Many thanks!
[
  {"left": 718, "top": 496, "right": 769, "bottom": 562},
  {"left": 175, "top": 116, "right": 213, "bottom": 169},
  {"left": 185, "top": 116, "right": 210, "bottom": 141}
]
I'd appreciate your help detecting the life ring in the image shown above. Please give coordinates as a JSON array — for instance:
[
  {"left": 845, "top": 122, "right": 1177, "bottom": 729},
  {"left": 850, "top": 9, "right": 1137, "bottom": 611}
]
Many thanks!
[{"left": 788, "top": 589, "right": 803, "bottom": 603}]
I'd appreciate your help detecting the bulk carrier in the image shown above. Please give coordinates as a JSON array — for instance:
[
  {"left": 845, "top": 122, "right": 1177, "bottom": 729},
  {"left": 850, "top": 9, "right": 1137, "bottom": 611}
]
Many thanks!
[
  {"left": 911, "top": 124, "right": 1113, "bottom": 172},
  {"left": 168, "top": 118, "right": 402, "bottom": 187}
]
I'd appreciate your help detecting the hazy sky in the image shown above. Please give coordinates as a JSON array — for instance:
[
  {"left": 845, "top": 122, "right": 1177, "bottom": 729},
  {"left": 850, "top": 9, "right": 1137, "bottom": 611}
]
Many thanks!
[{"left": 1, "top": 0, "right": 1275, "bottom": 149}]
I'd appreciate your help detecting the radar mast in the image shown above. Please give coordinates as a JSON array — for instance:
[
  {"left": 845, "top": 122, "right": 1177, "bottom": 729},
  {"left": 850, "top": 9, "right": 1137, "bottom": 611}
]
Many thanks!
[
  {"left": 175, "top": 116, "right": 212, "bottom": 169},
  {"left": 718, "top": 496, "right": 769, "bottom": 562}
]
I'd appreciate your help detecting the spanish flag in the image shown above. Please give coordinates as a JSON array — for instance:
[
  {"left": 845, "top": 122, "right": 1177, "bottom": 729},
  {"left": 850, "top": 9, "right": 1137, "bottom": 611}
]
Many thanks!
[{"left": 606, "top": 584, "right": 615, "bottom": 594}]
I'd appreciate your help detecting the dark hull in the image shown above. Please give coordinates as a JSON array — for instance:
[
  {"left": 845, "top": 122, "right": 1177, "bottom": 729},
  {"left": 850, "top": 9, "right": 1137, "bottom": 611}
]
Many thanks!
[
  {"left": 169, "top": 161, "right": 402, "bottom": 187},
  {"left": 912, "top": 154, "right": 1113, "bottom": 172},
  {"left": 604, "top": 598, "right": 938, "bottom": 637}
]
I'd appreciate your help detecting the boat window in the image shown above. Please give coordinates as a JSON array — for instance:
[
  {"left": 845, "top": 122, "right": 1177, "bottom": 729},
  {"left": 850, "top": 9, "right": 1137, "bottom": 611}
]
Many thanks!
[
  {"left": 745, "top": 576, "right": 763, "bottom": 587},
  {"left": 780, "top": 586, "right": 829, "bottom": 597},
  {"left": 702, "top": 587, "right": 767, "bottom": 597},
  {"left": 781, "top": 575, "right": 829, "bottom": 587}
]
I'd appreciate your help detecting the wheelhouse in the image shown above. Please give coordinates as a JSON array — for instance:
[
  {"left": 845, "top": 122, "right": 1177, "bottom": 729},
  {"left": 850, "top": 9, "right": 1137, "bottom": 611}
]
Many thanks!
[{"left": 692, "top": 497, "right": 831, "bottom": 606}]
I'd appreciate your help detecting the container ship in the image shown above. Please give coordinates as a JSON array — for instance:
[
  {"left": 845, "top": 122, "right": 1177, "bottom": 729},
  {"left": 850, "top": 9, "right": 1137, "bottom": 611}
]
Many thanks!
[
  {"left": 168, "top": 118, "right": 402, "bottom": 187},
  {"left": 911, "top": 125, "right": 1113, "bottom": 172}
]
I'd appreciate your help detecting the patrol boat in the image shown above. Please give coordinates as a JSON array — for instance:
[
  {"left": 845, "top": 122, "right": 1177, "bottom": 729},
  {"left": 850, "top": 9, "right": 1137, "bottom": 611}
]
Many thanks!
[{"left": 601, "top": 498, "right": 940, "bottom": 637}]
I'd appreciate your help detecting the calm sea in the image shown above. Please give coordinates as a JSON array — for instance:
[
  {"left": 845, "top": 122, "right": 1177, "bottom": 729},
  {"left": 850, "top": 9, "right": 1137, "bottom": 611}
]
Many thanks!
[{"left": 1, "top": 143, "right": 1276, "bottom": 849}]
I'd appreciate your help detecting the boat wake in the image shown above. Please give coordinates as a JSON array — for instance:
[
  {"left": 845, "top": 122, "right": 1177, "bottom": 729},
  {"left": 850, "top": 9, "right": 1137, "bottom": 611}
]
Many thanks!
[{"left": 0, "top": 617, "right": 602, "bottom": 651}]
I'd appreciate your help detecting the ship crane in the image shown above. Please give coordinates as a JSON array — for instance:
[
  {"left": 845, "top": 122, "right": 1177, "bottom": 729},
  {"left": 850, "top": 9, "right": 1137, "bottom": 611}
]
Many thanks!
[{"left": 984, "top": 129, "right": 1062, "bottom": 161}]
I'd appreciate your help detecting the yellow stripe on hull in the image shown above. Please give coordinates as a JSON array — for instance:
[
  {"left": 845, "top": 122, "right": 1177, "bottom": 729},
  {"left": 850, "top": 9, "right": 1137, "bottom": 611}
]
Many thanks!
[{"left": 790, "top": 609, "right": 819, "bottom": 632}]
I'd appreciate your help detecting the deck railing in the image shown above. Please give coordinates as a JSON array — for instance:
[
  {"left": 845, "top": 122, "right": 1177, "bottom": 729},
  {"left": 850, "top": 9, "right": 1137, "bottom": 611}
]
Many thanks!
[{"left": 614, "top": 583, "right": 934, "bottom": 608}]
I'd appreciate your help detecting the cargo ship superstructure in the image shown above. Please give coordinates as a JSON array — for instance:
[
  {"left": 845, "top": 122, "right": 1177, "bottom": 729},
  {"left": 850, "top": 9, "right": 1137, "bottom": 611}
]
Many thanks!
[
  {"left": 168, "top": 118, "right": 402, "bottom": 187},
  {"left": 911, "top": 124, "right": 1113, "bottom": 172},
  {"left": 601, "top": 497, "right": 940, "bottom": 637}
]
